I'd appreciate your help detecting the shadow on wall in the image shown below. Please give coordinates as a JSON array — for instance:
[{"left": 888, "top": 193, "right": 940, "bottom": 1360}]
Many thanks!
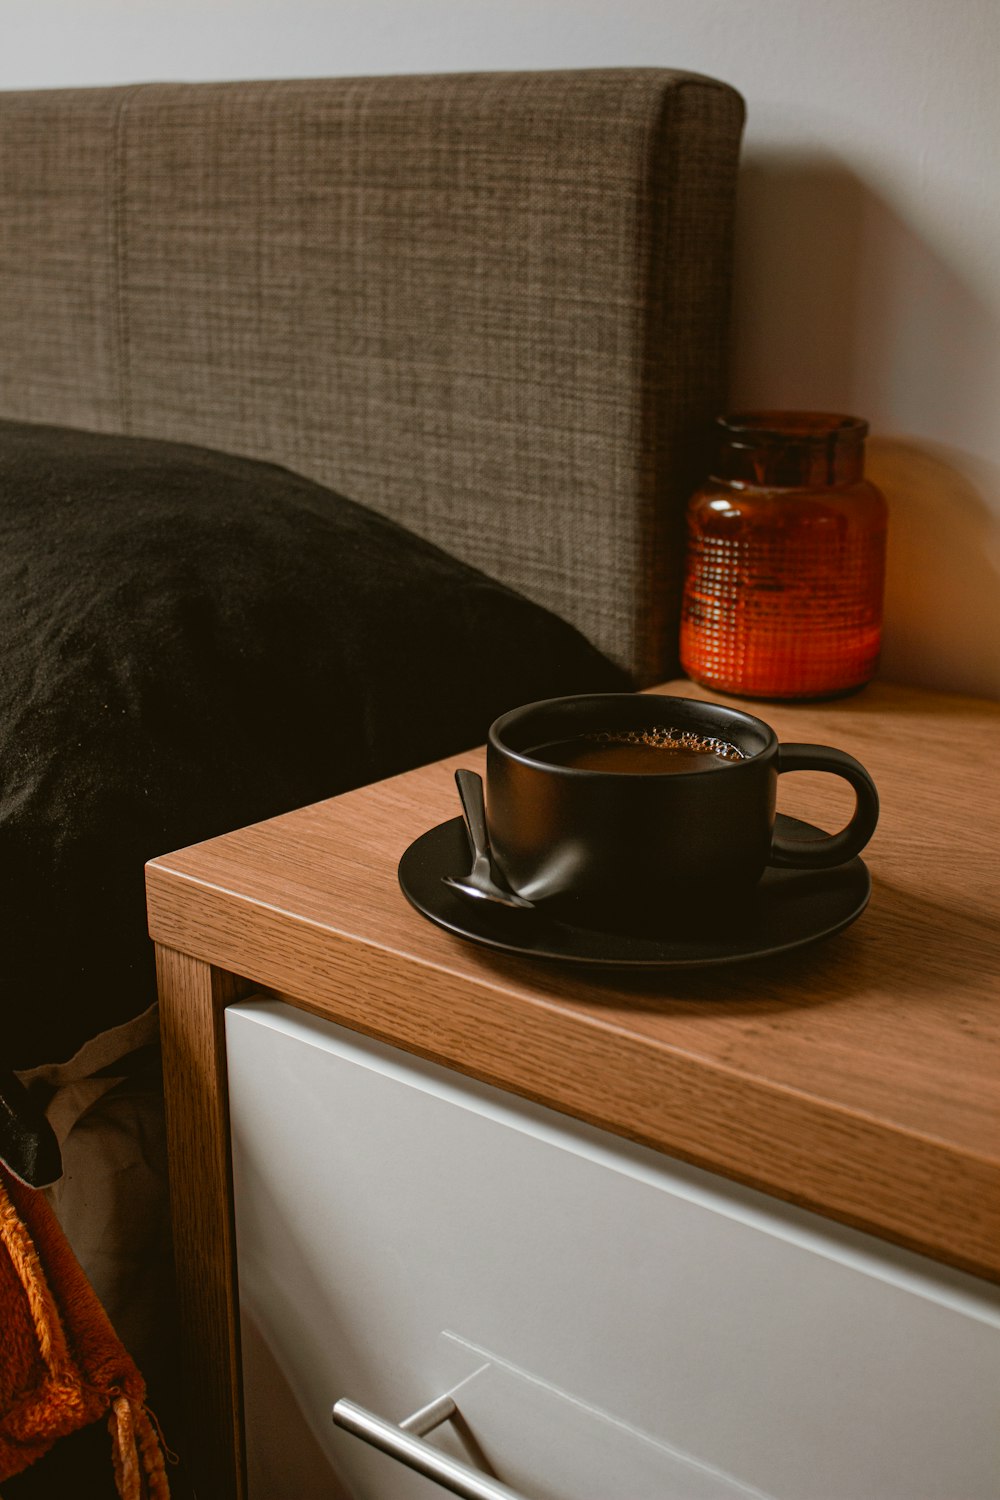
[
  {"left": 868, "top": 439, "right": 1000, "bottom": 699},
  {"left": 726, "top": 152, "right": 1000, "bottom": 701}
]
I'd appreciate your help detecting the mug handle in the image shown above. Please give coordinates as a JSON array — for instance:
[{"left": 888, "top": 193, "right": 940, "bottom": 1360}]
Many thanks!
[{"left": 770, "top": 743, "right": 879, "bottom": 869}]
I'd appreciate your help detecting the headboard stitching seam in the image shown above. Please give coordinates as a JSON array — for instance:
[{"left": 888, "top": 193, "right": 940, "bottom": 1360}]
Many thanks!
[{"left": 109, "top": 85, "right": 145, "bottom": 435}]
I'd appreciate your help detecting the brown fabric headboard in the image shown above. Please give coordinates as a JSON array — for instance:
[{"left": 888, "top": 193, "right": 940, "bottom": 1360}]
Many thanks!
[{"left": 0, "top": 69, "right": 744, "bottom": 684}]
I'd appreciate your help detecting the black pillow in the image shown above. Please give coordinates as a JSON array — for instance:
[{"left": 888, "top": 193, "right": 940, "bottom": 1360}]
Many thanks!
[{"left": 0, "top": 420, "right": 630, "bottom": 1067}]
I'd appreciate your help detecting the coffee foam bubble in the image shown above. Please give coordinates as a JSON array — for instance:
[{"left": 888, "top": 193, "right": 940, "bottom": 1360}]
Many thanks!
[{"left": 587, "top": 727, "right": 746, "bottom": 761}]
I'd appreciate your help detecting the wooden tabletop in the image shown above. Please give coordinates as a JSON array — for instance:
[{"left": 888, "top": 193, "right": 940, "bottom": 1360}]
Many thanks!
[{"left": 147, "top": 679, "right": 1000, "bottom": 1283}]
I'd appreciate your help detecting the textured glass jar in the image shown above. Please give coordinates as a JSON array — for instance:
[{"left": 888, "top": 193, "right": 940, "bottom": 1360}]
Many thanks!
[{"left": 680, "top": 412, "right": 888, "bottom": 700}]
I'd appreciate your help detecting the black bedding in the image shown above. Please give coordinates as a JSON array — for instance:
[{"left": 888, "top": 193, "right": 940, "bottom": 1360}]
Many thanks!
[{"left": 0, "top": 420, "right": 628, "bottom": 1068}]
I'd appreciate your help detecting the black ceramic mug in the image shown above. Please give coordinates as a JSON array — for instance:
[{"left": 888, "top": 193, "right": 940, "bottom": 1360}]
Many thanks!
[{"left": 485, "top": 694, "right": 878, "bottom": 918}]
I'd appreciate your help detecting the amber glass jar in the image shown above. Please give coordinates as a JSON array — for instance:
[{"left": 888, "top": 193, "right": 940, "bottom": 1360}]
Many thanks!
[{"left": 680, "top": 412, "right": 888, "bottom": 700}]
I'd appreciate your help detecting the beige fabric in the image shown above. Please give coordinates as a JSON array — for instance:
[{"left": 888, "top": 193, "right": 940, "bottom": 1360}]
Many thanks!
[
  {"left": 15, "top": 1004, "right": 159, "bottom": 1137},
  {"left": 0, "top": 69, "right": 744, "bottom": 683},
  {"left": 14, "top": 1007, "right": 170, "bottom": 1378}
]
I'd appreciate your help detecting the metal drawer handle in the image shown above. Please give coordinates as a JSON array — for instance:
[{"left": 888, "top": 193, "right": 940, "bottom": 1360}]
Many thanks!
[{"left": 332, "top": 1392, "right": 531, "bottom": 1500}]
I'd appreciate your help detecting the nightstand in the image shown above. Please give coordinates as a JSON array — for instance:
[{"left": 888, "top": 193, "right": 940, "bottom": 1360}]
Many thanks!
[{"left": 146, "top": 680, "right": 1000, "bottom": 1500}]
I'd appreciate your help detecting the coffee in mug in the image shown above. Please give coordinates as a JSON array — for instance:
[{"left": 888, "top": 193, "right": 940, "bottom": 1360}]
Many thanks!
[
  {"left": 486, "top": 693, "right": 879, "bottom": 919},
  {"left": 528, "top": 726, "right": 746, "bottom": 775}
]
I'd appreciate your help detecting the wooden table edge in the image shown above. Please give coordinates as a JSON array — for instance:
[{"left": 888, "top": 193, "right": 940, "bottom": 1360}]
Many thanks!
[{"left": 146, "top": 858, "right": 1000, "bottom": 1285}]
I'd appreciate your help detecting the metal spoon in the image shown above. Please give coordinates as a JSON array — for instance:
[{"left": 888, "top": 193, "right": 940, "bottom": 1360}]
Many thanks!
[{"left": 442, "top": 769, "right": 535, "bottom": 911}]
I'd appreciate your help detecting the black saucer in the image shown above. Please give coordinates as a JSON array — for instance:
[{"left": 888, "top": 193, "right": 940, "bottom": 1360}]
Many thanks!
[{"left": 398, "top": 814, "right": 871, "bottom": 970}]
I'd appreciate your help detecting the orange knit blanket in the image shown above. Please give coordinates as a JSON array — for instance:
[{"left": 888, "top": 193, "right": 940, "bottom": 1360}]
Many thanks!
[{"left": 0, "top": 1164, "right": 170, "bottom": 1496}]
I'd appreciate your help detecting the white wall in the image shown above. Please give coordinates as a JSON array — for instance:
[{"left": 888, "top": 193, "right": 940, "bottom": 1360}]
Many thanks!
[{"left": 5, "top": 0, "right": 999, "bottom": 698}]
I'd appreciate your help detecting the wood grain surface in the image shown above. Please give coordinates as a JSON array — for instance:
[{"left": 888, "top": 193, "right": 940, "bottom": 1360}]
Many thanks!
[{"left": 155, "top": 948, "right": 252, "bottom": 1500}]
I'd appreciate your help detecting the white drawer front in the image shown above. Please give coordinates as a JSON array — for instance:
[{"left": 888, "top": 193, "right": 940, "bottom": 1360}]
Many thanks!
[{"left": 226, "top": 999, "right": 1000, "bottom": 1500}]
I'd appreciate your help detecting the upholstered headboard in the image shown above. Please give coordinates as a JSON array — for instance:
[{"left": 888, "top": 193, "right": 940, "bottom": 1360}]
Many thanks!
[{"left": 0, "top": 69, "right": 743, "bottom": 684}]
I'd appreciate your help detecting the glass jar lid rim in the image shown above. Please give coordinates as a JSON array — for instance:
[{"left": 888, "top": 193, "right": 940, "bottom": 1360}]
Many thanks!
[{"left": 717, "top": 411, "right": 869, "bottom": 443}]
